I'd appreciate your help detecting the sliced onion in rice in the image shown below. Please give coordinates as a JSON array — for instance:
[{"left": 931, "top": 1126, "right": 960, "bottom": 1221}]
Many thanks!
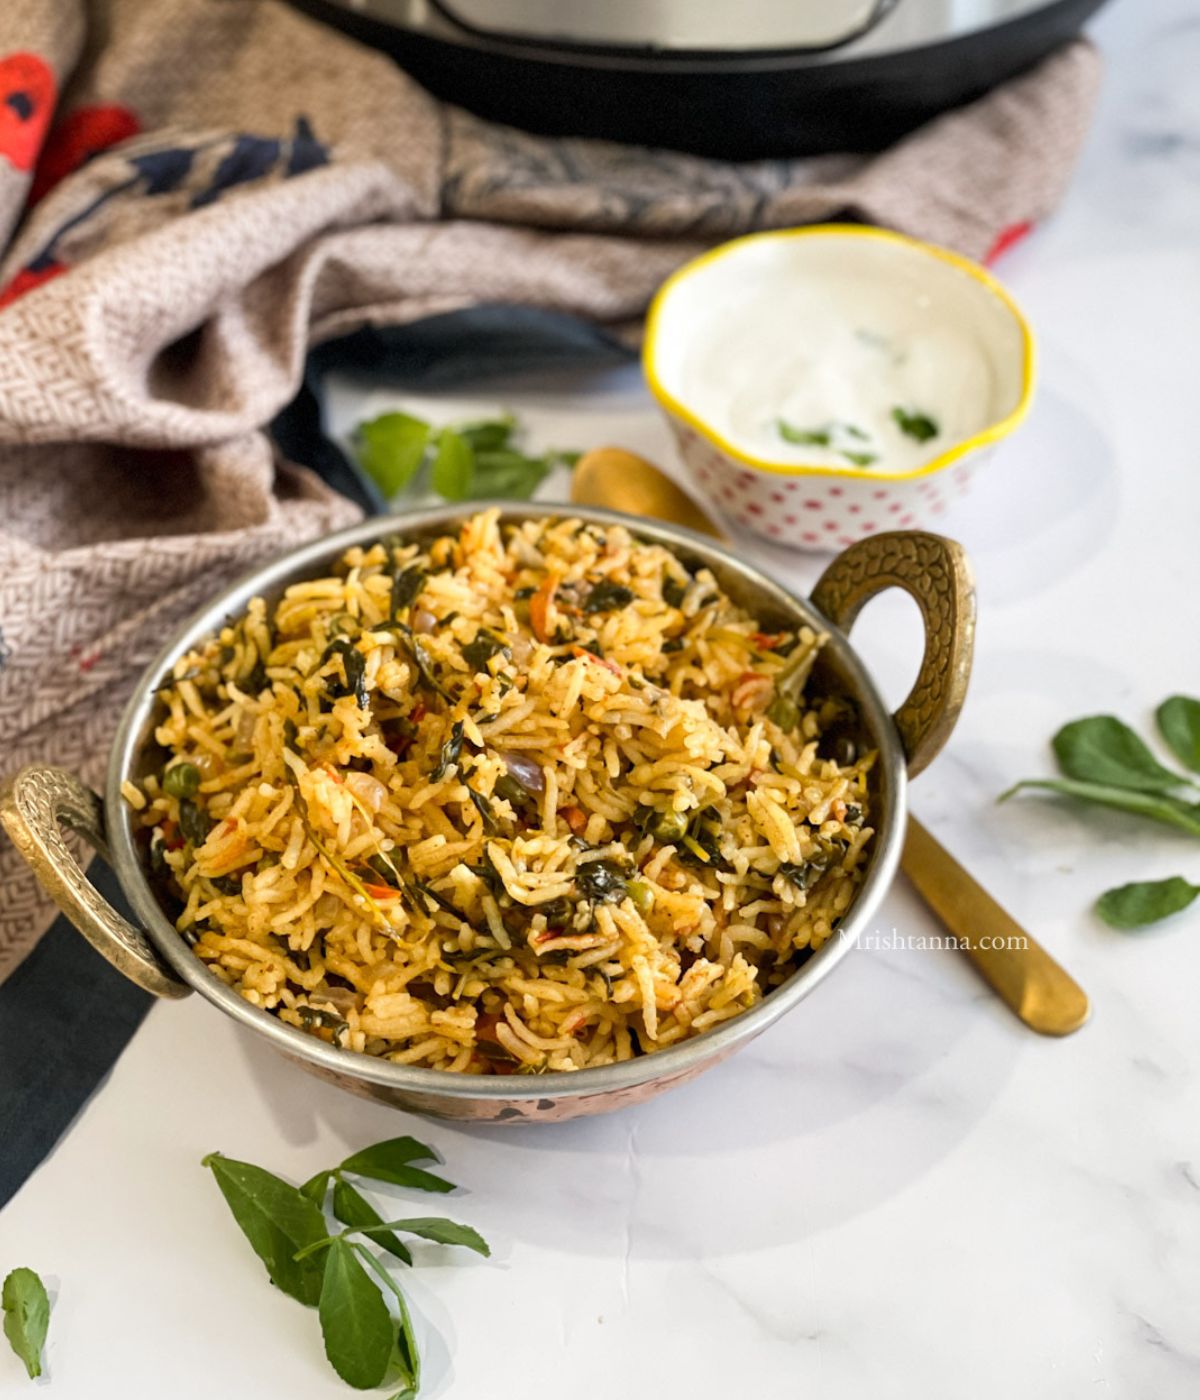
[
  {"left": 235, "top": 709, "right": 258, "bottom": 748},
  {"left": 510, "top": 535, "right": 545, "bottom": 569},
  {"left": 503, "top": 751, "right": 545, "bottom": 795},
  {"left": 311, "top": 983, "right": 359, "bottom": 1012},
  {"left": 344, "top": 770, "right": 388, "bottom": 812}
]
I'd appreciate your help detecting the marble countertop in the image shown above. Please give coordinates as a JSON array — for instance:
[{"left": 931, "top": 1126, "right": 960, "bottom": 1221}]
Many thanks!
[{"left": 4, "top": 2, "right": 1199, "bottom": 1395}]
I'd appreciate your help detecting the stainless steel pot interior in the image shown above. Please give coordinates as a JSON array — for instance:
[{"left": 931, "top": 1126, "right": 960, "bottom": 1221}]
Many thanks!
[{"left": 107, "top": 504, "right": 906, "bottom": 1105}]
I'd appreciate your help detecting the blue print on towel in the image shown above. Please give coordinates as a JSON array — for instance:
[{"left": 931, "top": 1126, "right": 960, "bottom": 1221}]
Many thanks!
[{"left": 15, "top": 116, "right": 330, "bottom": 288}]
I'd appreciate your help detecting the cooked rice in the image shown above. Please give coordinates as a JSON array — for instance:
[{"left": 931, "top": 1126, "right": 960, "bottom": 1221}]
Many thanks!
[{"left": 128, "top": 510, "right": 874, "bottom": 1074}]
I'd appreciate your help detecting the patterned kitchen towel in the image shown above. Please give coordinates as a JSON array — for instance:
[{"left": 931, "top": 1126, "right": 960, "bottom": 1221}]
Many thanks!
[{"left": 0, "top": 0, "right": 1101, "bottom": 980}]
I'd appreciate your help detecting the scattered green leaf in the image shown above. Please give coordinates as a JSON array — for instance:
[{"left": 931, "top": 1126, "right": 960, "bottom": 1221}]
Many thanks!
[
  {"left": 359, "top": 1217, "right": 490, "bottom": 1257},
  {"left": 456, "top": 415, "right": 515, "bottom": 454},
  {"left": 2, "top": 1268, "right": 50, "bottom": 1381},
  {"left": 1052, "top": 715, "right": 1189, "bottom": 794},
  {"left": 359, "top": 1249, "right": 421, "bottom": 1398},
  {"left": 202, "top": 1153, "right": 329, "bottom": 1305},
  {"left": 470, "top": 450, "right": 550, "bottom": 501},
  {"left": 338, "top": 1138, "right": 454, "bottom": 1195},
  {"left": 301, "top": 1170, "right": 333, "bottom": 1206},
  {"left": 1096, "top": 877, "right": 1200, "bottom": 929},
  {"left": 1004, "top": 704, "right": 1200, "bottom": 932},
  {"left": 318, "top": 1238, "right": 395, "bottom": 1389},
  {"left": 999, "top": 777, "right": 1200, "bottom": 837},
  {"left": 356, "top": 413, "right": 431, "bottom": 499},
  {"left": 430, "top": 429, "right": 474, "bottom": 502},
  {"left": 206, "top": 1136, "right": 489, "bottom": 1396},
  {"left": 355, "top": 409, "right": 578, "bottom": 506},
  {"left": 333, "top": 1180, "right": 413, "bottom": 1266},
  {"left": 339, "top": 1136, "right": 437, "bottom": 1174},
  {"left": 1156, "top": 695, "right": 1200, "bottom": 774}
]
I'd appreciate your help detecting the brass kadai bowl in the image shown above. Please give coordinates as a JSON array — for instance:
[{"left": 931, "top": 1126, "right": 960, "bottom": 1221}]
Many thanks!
[{"left": 1, "top": 506, "right": 973, "bottom": 1122}]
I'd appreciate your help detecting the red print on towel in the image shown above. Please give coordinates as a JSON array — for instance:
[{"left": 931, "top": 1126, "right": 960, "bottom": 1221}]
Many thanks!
[
  {"left": 1, "top": 102, "right": 140, "bottom": 307},
  {"left": 0, "top": 258, "right": 65, "bottom": 308},
  {"left": 0, "top": 52, "right": 56, "bottom": 173},
  {"left": 984, "top": 221, "right": 1033, "bottom": 266},
  {"left": 29, "top": 104, "right": 142, "bottom": 205}
]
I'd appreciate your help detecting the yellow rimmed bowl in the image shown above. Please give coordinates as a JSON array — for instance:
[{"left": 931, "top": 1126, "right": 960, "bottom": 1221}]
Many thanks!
[{"left": 643, "top": 224, "right": 1035, "bottom": 551}]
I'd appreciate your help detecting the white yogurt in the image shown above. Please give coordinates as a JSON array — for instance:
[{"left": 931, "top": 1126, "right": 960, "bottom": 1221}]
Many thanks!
[{"left": 671, "top": 260, "right": 1005, "bottom": 474}]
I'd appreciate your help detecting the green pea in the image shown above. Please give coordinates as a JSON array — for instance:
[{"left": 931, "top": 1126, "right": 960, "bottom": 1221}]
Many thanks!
[
  {"left": 650, "top": 808, "right": 688, "bottom": 842},
  {"left": 163, "top": 762, "right": 201, "bottom": 799},
  {"left": 626, "top": 879, "right": 654, "bottom": 913},
  {"left": 767, "top": 693, "right": 800, "bottom": 732}
]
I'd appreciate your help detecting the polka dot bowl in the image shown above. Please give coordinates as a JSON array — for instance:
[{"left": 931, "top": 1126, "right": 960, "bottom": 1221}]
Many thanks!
[{"left": 643, "top": 225, "right": 1035, "bottom": 552}]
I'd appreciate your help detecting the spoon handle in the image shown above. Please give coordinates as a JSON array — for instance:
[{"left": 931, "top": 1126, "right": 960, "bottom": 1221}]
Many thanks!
[{"left": 901, "top": 815, "right": 1090, "bottom": 1035}]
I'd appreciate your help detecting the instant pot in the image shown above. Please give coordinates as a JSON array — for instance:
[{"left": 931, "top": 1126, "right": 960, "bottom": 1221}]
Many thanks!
[{"left": 290, "top": 0, "right": 1107, "bottom": 157}]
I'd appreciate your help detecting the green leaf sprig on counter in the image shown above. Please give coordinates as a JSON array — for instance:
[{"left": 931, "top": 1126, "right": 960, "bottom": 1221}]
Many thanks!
[
  {"left": 204, "top": 1136, "right": 488, "bottom": 1395},
  {"left": 1001, "top": 697, "right": 1200, "bottom": 928},
  {"left": 2, "top": 1268, "right": 50, "bottom": 1381},
  {"left": 356, "top": 409, "right": 581, "bottom": 504}
]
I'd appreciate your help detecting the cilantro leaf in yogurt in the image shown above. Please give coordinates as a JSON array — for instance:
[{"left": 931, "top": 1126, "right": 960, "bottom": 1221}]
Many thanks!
[
  {"left": 777, "top": 419, "right": 876, "bottom": 467},
  {"left": 777, "top": 420, "right": 832, "bottom": 447},
  {"left": 891, "top": 407, "right": 940, "bottom": 443}
]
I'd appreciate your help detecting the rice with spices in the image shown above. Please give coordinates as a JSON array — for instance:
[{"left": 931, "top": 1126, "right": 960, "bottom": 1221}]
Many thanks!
[{"left": 126, "top": 510, "right": 874, "bottom": 1074}]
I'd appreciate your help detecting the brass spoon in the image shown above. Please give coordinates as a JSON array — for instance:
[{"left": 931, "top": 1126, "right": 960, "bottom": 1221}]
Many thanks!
[{"left": 572, "top": 446, "right": 1090, "bottom": 1036}]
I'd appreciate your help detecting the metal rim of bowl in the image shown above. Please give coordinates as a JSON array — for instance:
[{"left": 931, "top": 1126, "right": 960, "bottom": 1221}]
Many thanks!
[{"left": 107, "top": 503, "right": 907, "bottom": 1104}]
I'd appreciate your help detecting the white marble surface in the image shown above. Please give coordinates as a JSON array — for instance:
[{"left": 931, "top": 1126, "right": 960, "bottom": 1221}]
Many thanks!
[{"left": 5, "top": 3, "right": 1200, "bottom": 1395}]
